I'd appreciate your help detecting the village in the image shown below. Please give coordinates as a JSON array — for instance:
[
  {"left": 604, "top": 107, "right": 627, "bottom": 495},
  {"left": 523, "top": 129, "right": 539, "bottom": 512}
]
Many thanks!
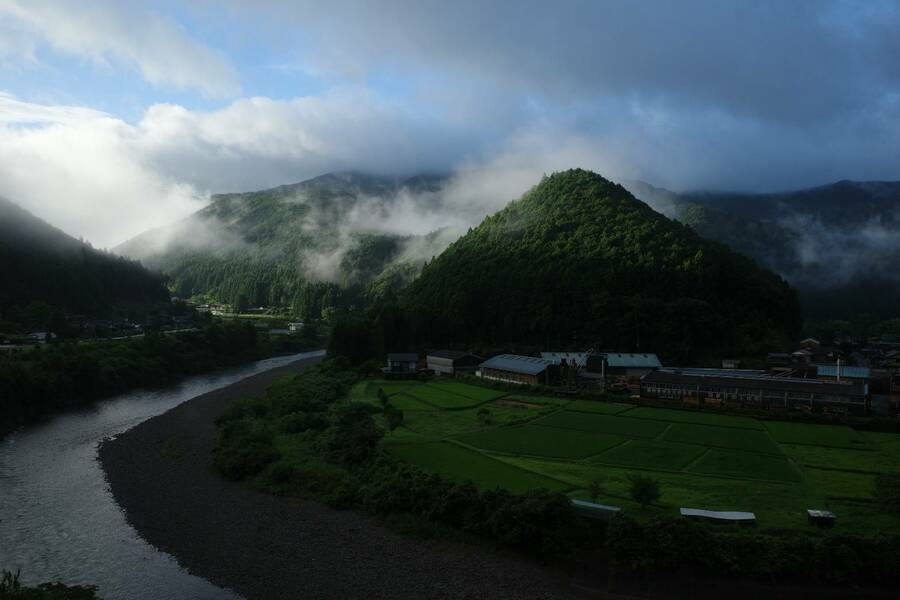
[{"left": 383, "top": 334, "right": 900, "bottom": 420}]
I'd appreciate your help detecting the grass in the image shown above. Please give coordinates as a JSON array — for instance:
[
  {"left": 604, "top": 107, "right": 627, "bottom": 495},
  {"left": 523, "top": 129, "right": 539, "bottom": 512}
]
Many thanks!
[
  {"left": 764, "top": 421, "right": 871, "bottom": 450},
  {"left": 402, "top": 404, "right": 549, "bottom": 439},
  {"left": 663, "top": 422, "right": 783, "bottom": 455},
  {"left": 623, "top": 406, "right": 761, "bottom": 430},
  {"left": 409, "top": 383, "right": 486, "bottom": 409},
  {"left": 388, "top": 393, "right": 435, "bottom": 411},
  {"left": 385, "top": 441, "right": 570, "bottom": 493},
  {"left": 780, "top": 444, "right": 882, "bottom": 473},
  {"left": 565, "top": 399, "right": 634, "bottom": 414},
  {"left": 426, "top": 380, "right": 507, "bottom": 402},
  {"left": 535, "top": 411, "right": 668, "bottom": 438},
  {"left": 593, "top": 439, "right": 706, "bottom": 471},
  {"left": 455, "top": 425, "right": 629, "bottom": 459},
  {"left": 687, "top": 448, "right": 801, "bottom": 483}
]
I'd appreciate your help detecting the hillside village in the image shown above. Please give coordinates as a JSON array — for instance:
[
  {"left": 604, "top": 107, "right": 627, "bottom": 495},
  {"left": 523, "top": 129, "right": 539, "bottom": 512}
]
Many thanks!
[{"left": 383, "top": 334, "right": 900, "bottom": 420}]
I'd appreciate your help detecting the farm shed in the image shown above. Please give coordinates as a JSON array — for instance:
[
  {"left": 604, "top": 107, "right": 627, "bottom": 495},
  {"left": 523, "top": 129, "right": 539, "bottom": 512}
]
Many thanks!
[
  {"left": 570, "top": 499, "right": 621, "bottom": 520},
  {"left": 426, "top": 350, "right": 482, "bottom": 375},
  {"left": 807, "top": 509, "right": 836, "bottom": 528},
  {"left": 585, "top": 353, "right": 662, "bottom": 377},
  {"left": 641, "top": 369, "right": 868, "bottom": 416},
  {"left": 477, "top": 354, "right": 554, "bottom": 386},
  {"left": 815, "top": 364, "right": 871, "bottom": 384},
  {"left": 680, "top": 508, "right": 756, "bottom": 526}
]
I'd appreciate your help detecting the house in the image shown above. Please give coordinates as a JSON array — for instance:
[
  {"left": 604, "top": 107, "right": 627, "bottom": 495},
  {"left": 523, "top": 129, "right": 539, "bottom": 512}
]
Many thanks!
[
  {"left": 426, "top": 350, "right": 482, "bottom": 376},
  {"left": 799, "top": 337, "right": 821, "bottom": 350},
  {"left": 584, "top": 353, "right": 662, "bottom": 378},
  {"left": 641, "top": 368, "right": 868, "bottom": 415},
  {"left": 26, "top": 332, "right": 53, "bottom": 344},
  {"left": 288, "top": 322, "right": 304, "bottom": 333},
  {"left": 384, "top": 353, "right": 419, "bottom": 373},
  {"left": 477, "top": 354, "right": 555, "bottom": 386},
  {"left": 721, "top": 359, "right": 741, "bottom": 369}
]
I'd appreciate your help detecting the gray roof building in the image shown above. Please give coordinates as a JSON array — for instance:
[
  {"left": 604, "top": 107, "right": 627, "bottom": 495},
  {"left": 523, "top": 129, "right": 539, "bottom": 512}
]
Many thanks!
[{"left": 480, "top": 354, "right": 554, "bottom": 375}]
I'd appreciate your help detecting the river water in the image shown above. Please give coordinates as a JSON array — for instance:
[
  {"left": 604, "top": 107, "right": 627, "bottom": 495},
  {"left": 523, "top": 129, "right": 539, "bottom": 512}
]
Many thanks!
[{"left": 0, "top": 350, "right": 325, "bottom": 599}]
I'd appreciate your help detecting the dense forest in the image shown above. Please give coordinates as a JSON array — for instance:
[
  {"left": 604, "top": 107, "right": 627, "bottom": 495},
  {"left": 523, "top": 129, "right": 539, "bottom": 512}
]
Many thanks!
[
  {"left": 0, "top": 321, "right": 318, "bottom": 436},
  {"left": 117, "top": 172, "right": 447, "bottom": 319},
  {"left": 627, "top": 179, "right": 900, "bottom": 329},
  {"left": 0, "top": 196, "right": 169, "bottom": 330},
  {"left": 402, "top": 170, "right": 802, "bottom": 363}
]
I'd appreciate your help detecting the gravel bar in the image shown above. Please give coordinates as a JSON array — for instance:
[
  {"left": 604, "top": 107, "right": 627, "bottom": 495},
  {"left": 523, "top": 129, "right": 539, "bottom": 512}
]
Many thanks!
[{"left": 99, "top": 356, "right": 578, "bottom": 600}]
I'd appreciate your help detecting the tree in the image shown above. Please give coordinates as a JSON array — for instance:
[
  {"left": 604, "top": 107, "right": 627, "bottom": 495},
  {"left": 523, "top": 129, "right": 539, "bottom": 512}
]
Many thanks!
[
  {"left": 385, "top": 404, "right": 404, "bottom": 433},
  {"left": 476, "top": 407, "right": 492, "bottom": 425},
  {"left": 874, "top": 472, "right": 900, "bottom": 513},
  {"left": 588, "top": 479, "right": 603, "bottom": 502},
  {"left": 377, "top": 387, "right": 388, "bottom": 407},
  {"left": 628, "top": 475, "right": 660, "bottom": 508}
]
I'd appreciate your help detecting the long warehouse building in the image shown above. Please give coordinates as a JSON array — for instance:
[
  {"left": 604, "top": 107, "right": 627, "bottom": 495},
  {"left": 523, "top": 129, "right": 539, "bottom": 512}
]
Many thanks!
[{"left": 640, "top": 368, "right": 868, "bottom": 416}]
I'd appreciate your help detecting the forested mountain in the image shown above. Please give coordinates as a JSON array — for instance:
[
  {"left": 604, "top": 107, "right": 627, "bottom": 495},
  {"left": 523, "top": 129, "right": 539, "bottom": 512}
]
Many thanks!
[
  {"left": 117, "top": 172, "right": 452, "bottom": 320},
  {"left": 626, "top": 180, "right": 900, "bottom": 323},
  {"left": 0, "top": 197, "right": 168, "bottom": 328},
  {"left": 402, "top": 170, "right": 801, "bottom": 362}
]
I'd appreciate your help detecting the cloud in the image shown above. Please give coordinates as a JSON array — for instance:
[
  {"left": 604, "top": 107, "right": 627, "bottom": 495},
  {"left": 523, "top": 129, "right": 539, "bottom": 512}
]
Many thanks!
[{"left": 0, "top": 0, "right": 239, "bottom": 97}]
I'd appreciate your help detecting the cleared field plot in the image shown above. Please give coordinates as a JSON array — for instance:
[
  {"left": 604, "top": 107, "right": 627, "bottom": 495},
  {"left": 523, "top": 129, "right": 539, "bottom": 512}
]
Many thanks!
[
  {"left": 386, "top": 441, "right": 570, "bottom": 493},
  {"left": 780, "top": 444, "right": 883, "bottom": 473},
  {"left": 664, "top": 422, "right": 782, "bottom": 455},
  {"left": 388, "top": 393, "right": 435, "bottom": 411},
  {"left": 370, "top": 381, "right": 419, "bottom": 396},
  {"left": 764, "top": 421, "right": 870, "bottom": 450},
  {"left": 497, "top": 395, "right": 567, "bottom": 408},
  {"left": 403, "top": 405, "right": 548, "bottom": 438},
  {"left": 566, "top": 399, "right": 634, "bottom": 415},
  {"left": 802, "top": 466, "right": 876, "bottom": 500},
  {"left": 687, "top": 448, "right": 800, "bottom": 483},
  {"left": 456, "top": 425, "right": 628, "bottom": 459},
  {"left": 410, "top": 384, "right": 484, "bottom": 409},
  {"left": 625, "top": 407, "right": 761, "bottom": 430},
  {"left": 426, "top": 381, "right": 506, "bottom": 402},
  {"left": 594, "top": 440, "right": 706, "bottom": 471},
  {"left": 535, "top": 411, "right": 668, "bottom": 439}
]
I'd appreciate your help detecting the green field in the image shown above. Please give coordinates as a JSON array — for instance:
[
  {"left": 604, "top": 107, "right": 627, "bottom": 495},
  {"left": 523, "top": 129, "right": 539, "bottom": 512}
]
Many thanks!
[
  {"left": 594, "top": 439, "right": 706, "bottom": 471},
  {"left": 764, "top": 421, "right": 870, "bottom": 450},
  {"left": 663, "top": 422, "right": 782, "bottom": 455},
  {"left": 385, "top": 441, "right": 570, "bottom": 493},
  {"left": 456, "top": 425, "right": 628, "bottom": 459},
  {"left": 365, "top": 377, "right": 900, "bottom": 533},
  {"left": 409, "top": 383, "right": 488, "bottom": 409},
  {"left": 624, "top": 406, "right": 761, "bottom": 430},
  {"left": 565, "top": 399, "right": 634, "bottom": 414},
  {"left": 535, "top": 411, "right": 668, "bottom": 438}
]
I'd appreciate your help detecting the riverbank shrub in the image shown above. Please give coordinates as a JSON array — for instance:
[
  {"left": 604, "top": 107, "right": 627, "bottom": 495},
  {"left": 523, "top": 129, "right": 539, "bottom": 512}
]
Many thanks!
[{"left": 0, "top": 570, "right": 98, "bottom": 599}]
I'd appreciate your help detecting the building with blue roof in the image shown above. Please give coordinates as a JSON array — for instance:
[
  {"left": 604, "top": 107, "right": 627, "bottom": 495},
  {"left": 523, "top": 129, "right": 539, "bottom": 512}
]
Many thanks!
[{"left": 478, "top": 354, "right": 555, "bottom": 385}]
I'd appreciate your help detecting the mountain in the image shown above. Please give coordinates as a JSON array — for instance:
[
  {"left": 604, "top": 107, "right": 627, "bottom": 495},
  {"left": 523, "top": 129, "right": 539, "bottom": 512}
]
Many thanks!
[
  {"left": 0, "top": 197, "right": 169, "bottom": 327},
  {"left": 403, "top": 169, "right": 801, "bottom": 362},
  {"left": 625, "top": 179, "right": 900, "bottom": 323},
  {"left": 117, "top": 172, "right": 453, "bottom": 320}
]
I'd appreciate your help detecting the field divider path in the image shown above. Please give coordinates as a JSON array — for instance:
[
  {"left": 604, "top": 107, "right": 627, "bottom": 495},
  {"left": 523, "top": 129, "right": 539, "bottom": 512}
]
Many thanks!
[
  {"left": 443, "top": 438, "right": 578, "bottom": 492},
  {"left": 680, "top": 447, "right": 711, "bottom": 472}
]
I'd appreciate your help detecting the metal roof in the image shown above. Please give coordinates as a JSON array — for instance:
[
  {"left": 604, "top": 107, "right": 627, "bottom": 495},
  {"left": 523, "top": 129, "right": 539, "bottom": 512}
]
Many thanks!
[
  {"left": 807, "top": 509, "right": 836, "bottom": 519},
  {"left": 815, "top": 364, "right": 871, "bottom": 379},
  {"left": 570, "top": 499, "right": 621, "bottom": 518},
  {"left": 480, "top": 354, "right": 553, "bottom": 375},
  {"left": 680, "top": 508, "right": 756, "bottom": 521},
  {"left": 427, "top": 349, "right": 480, "bottom": 361},
  {"left": 601, "top": 353, "right": 662, "bottom": 368},
  {"left": 540, "top": 352, "right": 588, "bottom": 367},
  {"left": 644, "top": 369, "right": 866, "bottom": 397}
]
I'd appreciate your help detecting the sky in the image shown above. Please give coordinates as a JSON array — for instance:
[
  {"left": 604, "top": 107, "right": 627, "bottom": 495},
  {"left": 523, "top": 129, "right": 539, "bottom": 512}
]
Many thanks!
[{"left": 1, "top": 0, "right": 899, "bottom": 247}]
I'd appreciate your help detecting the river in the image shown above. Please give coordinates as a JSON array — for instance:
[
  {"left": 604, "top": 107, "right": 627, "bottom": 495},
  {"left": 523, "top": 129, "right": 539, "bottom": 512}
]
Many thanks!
[{"left": 0, "top": 350, "right": 325, "bottom": 599}]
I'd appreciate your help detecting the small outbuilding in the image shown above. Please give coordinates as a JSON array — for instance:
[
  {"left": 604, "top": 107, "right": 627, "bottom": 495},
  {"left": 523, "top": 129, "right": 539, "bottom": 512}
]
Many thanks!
[
  {"left": 477, "top": 354, "right": 554, "bottom": 386},
  {"left": 385, "top": 353, "right": 419, "bottom": 373},
  {"left": 680, "top": 508, "right": 756, "bottom": 526},
  {"left": 807, "top": 509, "right": 836, "bottom": 529},
  {"left": 426, "top": 350, "right": 483, "bottom": 376},
  {"left": 570, "top": 498, "right": 621, "bottom": 520},
  {"left": 585, "top": 353, "right": 662, "bottom": 378}
]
